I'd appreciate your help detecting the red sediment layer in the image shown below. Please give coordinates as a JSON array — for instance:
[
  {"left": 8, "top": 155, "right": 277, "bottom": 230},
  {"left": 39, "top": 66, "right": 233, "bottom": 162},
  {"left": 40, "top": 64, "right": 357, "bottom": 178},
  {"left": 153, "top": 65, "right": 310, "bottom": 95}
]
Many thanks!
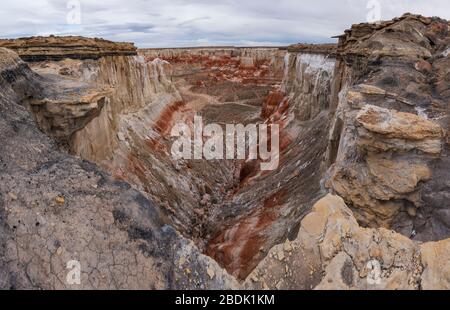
[
  {"left": 238, "top": 90, "right": 293, "bottom": 186},
  {"left": 146, "top": 101, "right": 186, "bottom": 152},
  {"left": 239, "top": 160, "right": 260, "bottom": 184},
  {"left": 206, "top": 188, "right": 288, "bottom": 279},
  {"left": 261, "top": 90, "right": 285, "bottom": 118},
  {"left": 237, "top": 128, "right": 293, "bottom": 188},
  {"left": 153, "top": 100, "right": 186, "bottom": 136},
  {"left": 126, "top": 153, "right": 148, "bottom": 185},
  {"left": 145, "top": 100, "right": 187, "bottom": 154},
  {"left": 145, "top": 137, "right": 168, "bottom": 153},
  {"left": 237, "top": 87, "right": 294, "bottom": 188},
  {"left": 146, "top": 54, "right": 277, "bottom": 86}
]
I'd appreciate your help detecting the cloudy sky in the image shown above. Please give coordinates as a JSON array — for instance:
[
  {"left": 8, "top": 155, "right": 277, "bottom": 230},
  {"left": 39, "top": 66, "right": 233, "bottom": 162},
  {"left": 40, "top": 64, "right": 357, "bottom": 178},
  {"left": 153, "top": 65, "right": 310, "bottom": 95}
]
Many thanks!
[{"left": 1, "top": 0, "right": 449, "bottom": 47}]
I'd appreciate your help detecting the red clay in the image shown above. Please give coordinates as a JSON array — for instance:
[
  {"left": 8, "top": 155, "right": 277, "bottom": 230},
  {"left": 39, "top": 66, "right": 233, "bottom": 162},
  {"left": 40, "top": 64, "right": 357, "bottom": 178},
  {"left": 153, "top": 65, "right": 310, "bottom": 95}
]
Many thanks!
[
  {"left": 147, "top": 54, "right": 277, "bottom": 87},
  {"left": 261, "top": 90, "right": 285, "bottom": 118},
  {"left": 153, "top": 100, "right": 186, "bottom": 136},
  {"left": 207, "top": 188, "right": 288, "bottom": 279}
]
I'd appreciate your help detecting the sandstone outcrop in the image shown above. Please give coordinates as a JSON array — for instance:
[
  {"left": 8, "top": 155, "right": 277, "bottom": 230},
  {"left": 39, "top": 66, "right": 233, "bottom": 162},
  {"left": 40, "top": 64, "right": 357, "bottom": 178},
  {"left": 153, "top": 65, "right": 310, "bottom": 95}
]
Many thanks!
[
  {"left": 0, "top": 36, "right": 137, "bottom": 61},
  {"left": 246, "top": 195, "right": 450, "bottom": 290},
  {"left": 282, "top": 51, "right": 335, "bottom": 120},
  {"left": 287, "top": 43, "right": 337, "bottom": 55},
  {"left": 326, "top": 13, "right": 450, "bottom": 241}
]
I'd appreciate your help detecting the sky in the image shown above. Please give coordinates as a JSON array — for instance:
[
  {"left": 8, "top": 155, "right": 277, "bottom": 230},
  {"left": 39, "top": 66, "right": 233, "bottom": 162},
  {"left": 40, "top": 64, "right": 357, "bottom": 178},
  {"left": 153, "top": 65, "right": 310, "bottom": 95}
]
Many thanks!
[{"left": 0, "top": 0, "right": 449, "bottom": 48}]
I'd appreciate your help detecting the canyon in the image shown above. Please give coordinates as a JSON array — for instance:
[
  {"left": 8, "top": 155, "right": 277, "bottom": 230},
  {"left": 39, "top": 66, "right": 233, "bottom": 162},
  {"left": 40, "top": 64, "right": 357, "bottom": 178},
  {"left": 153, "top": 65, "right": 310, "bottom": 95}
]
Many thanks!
[{"left": 0, "top": 13, "right": 449, "bottom": 289}]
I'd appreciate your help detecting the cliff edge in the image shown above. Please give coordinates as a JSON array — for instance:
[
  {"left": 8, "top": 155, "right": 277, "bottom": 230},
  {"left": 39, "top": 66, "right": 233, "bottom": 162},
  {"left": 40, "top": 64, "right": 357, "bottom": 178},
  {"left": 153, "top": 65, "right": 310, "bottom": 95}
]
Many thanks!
[{"left": 0, "top": 36, "right": 137, "bottom": 61}]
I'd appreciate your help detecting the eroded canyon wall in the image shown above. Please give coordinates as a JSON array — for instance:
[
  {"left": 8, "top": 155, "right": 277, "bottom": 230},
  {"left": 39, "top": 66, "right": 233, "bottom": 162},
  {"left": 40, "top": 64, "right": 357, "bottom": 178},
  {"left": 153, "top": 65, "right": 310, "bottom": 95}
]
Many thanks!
[
  {"left": 2, "top": 38, "right": 208, "bottom": 236},
  {"left": 140, "top": 46, "right": 286, "bottom": 79},
  {"left": 244, "top": 13, "right": 450, "bottom": 290},
  {"left": 0, "top": 13, "right": 449, "bottom": 290},
  {"left": 2, "top": 40, "right": 292, "bottom": 247},
  {"left": 325, "top": 14, "right": 450, "bottom": 241},
  {"left": 206, "top": 46, "right": 338, "bottom": 279},
  {"left": 0, "top": 46, "right": 239, "bottom": 289}
]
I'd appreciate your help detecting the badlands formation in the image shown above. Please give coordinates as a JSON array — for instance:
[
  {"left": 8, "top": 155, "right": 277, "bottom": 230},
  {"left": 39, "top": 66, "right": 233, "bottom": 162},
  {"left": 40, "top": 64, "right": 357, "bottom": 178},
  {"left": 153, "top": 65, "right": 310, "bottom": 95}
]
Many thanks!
[{"left": 0, "top": 13, "right": 449, "bottom": 289}]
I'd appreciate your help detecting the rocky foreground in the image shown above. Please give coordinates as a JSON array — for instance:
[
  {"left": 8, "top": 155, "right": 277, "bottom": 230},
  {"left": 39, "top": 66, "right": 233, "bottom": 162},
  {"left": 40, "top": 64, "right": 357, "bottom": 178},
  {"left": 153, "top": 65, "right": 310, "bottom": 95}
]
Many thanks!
[{"left": 0, "top": 14, "right": 449, "bottom": 289}]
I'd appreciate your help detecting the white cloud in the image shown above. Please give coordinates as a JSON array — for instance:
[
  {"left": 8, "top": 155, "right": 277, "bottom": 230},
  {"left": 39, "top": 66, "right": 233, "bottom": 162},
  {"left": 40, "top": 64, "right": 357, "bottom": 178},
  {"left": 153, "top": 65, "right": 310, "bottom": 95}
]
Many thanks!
[{"left": 0, "top": 0, "right": 449, "bottom": 47}]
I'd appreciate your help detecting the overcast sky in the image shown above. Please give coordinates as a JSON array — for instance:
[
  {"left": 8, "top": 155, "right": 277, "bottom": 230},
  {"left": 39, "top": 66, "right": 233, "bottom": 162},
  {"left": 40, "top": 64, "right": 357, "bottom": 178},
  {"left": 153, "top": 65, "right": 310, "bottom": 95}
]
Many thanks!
[{"left": 1, "top": 0, "right": 449, "bottom": 47}]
